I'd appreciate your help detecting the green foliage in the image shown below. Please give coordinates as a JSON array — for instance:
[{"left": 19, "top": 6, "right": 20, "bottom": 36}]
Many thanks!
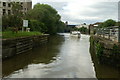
[
  {"left": 3, "top": 2, "right": 65, "bottom": 34},
  {"left": 98, "top": 23, "right": 104, "bottom": 28},
  {"left": 96, "top": 42, "right": 103, "bottom": 58},
  {"left": 116, "top": 22, "right": 120, "bottom": 26},
  {"left": 78, "top": 27, "right": 88, "bottom": 33},
  {"left": 90, "top": 36, "right": 94, "bottom": 45},
  {"left": 27, "top": 3, "right": 64, "bottom": 34},
  {"left": 2, "top": 15, "right": 9, "bottom": 30},
  {"left": 98, "top": 19, "right": 116, "bottom": 28},
  {"left": 29, "top": 20, "right": 41, "bottom": 31},
  {"left": 112, "top": 44, "right": 120, "bottom": 54},
  {"left": 29, "top": 20, "right": 47, "bottom": 33},
  {"left": 2, "top": 2, "right": 23, "bottom": 30},
  {"left": 11, "top": 2, "right": 23, "bottom": 16},
  {"left": 104, "top": 19, "right": 116, "bottom": 27},
  {"left": 2, "top": 31, "right": 42, "bottom": 39},
  {"left": 57, "top": 21, "right": 66, "bottom": 33}
]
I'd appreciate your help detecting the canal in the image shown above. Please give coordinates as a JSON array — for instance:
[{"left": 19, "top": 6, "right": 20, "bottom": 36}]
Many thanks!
[{"left": 2, "top": 33, "right": 119, "bottom": 78}]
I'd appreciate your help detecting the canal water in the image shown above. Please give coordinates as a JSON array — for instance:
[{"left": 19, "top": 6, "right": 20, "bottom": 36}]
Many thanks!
[{"left": 2, "top": 33, "right": 119, "bottom": 78}]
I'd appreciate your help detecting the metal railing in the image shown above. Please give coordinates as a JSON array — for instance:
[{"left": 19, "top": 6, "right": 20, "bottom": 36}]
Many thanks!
[{"left": 96, "top": 26, "right": 120, "bottom": 43}]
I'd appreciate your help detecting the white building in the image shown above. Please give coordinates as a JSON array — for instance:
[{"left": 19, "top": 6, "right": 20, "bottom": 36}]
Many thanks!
[{"left": 76, "top": 23, "right": 89, "bottom": 29}]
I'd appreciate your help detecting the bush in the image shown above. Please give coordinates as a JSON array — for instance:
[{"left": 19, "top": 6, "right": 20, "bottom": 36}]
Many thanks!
[{"left": 29, "top": 20, "right": 47, "bottom": 33}]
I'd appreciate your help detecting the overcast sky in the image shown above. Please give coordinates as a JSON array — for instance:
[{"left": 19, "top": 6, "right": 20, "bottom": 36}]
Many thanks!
[{"left": 32, "top": 0, "right": 119, "bottom": 25}]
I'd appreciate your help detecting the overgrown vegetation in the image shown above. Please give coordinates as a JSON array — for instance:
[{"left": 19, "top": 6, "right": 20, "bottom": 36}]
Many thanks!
[
  {"left": 2, "top": 2, "right": 24, "bottom": 31},
  {"left": 90, "top": 36, "right": 120, "bottom": 67},
  {"left": 2, "top": 3, "right": 66, "bottom": 37},
  {"left": 27, "top": 3, "right": 66, "bottom": 34},
  {"left": 112, "top": 44, "right": 120, "bottom": 57},
  {"left": 96, "top": 42, "right": 103, "bottom": 58},
  {"left": 90, "top": 36, "right": 104, "bottom": 62}
]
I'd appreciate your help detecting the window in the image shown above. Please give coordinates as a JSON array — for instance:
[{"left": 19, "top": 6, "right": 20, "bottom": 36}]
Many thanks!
[
  {"left": 3, "top": 2, "right": 6, "bottom": 6},
  {"left": 3, "top": 9, "right": 6, "bottom": 15},
  {"left": 17, "top": 2, "right": 19, "bottom": 3},
  {"left": 21, "top": 2, "right": 23, "bottom": 5},
  {"left": 8, "top": 3, "right": 11, "bottom": 7},
  {"left": 21, "top": 5, "right": 23, "bottom": 9},
  {"left": 24, "top": 8, "right": 28, "bottom": 11},
  {"left": 8, "top": 10, "right": 11, "bottom": 15}
]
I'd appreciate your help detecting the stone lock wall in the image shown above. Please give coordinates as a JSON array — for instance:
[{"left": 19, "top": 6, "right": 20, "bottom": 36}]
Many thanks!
[
  {"left": 90, "top": 36, "right": 120, "bottom": 67},
  {"left": 2, "top": 34, "right": 49, "bottom": 59}
]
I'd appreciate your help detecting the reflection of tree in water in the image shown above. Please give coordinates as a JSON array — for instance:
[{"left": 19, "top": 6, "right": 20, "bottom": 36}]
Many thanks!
[
  {"left": 89, "top": 42, "right": 120, "bottom": 79},
  {"left": 2, "top": 35, "right": 65, "bottom": 77}
]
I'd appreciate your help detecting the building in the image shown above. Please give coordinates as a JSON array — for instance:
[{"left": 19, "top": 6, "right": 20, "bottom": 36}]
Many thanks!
[
  {"left": 76, "top": 23, "right": 89, "bottom": 29},
  {"left": 0, "top": 0, "right": 32, "bottom": 16},
  {"left": 89, "top": 22, "right": 102, "bottom": 34},
  {"left": 64, "top": 24, "right": 77, "bottom": 32}
]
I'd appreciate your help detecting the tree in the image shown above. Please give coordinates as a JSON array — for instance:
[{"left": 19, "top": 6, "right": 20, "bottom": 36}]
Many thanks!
[
  {"left": 29, "top": 20, "right": 47, "bottom": 33},
  {"left": 78, "top": 27, "right": 88, "bottom": 34},
  {"left": 2, "top": 15, "right": 9, "bottom": 30},
  {"left": 103, "top": 19, "right": 116, "bottom": 27},
  {"left": 98, "top": 19, "right": 116, "bottom": 28},
  {"left": 56, "top": 21, "right": 66, "bottom": 33},
  {"left": 2, "top": 2, "right": 24, "bottom": 32},
  {"left": 11, "top": 2, "right": 23, "bottom": 28},
  {"left": 27, "top": 3, "right": 62, "bottom": 34}
]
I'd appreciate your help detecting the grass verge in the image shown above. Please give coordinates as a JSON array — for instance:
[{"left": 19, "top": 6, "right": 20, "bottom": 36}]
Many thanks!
[{"left": 2, "top": 31, "right": 42, "bottom": 39}]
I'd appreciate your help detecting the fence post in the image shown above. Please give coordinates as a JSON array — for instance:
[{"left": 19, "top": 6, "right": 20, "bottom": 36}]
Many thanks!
[
  {"left": 103, "top": 28, "right": 105, "bottom": 38},
  {"left": 108, "top": 29, "right": 110, "bottom": 39},
  {"left": 118, "top": 27, "right": 120, "bottom": 43}
]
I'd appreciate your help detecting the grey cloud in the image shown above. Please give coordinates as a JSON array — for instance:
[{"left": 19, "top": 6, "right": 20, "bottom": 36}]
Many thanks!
[
  {"left": 61, "top": 2, "right": 118, "bottom": 24},
  {"left": 80, "top": 2, "right": 118, "bottom": 19},
  {"left": 38, "top": 2, "right": 68, "bottom": 11},
  {"left": 32, "top": 1, "right": 118, "bottom": 24},
  {"left": 69, "top": 2, "right": 118, "bottom": 24}
]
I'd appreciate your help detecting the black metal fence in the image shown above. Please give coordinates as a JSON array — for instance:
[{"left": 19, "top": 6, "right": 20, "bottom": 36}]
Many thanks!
[{"left": 96, "top": 26, "right": 120, "bottom": 43}]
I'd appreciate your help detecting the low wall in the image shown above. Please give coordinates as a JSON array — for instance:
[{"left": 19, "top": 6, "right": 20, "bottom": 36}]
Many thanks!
[
  {"left": 90, "top": 35, "right": 120, "bottom": 67},
  {"left": 2, "top": 34, "right": 49, "bottom": 59}
]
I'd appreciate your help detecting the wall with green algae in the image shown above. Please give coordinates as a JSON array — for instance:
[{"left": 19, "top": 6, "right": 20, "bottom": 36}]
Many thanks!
[{"left": 90, "top": 36, "right": 120, "bottom": 68}]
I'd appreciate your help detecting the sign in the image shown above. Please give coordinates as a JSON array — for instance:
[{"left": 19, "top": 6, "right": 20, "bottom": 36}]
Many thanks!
[{"left": 23, "top": 20, "right": 28, "bottom": 27}]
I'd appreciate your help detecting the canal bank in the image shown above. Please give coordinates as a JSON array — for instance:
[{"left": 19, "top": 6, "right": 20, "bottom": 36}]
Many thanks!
[
  {"left": 2, "top": 34, "right": 120, "bottom": 78},
  {"left": 90, "top": 35, "right": 120, "bottom": 68},
  {"left": 2, "top": 34, "right": 49, "bottom": 59}
]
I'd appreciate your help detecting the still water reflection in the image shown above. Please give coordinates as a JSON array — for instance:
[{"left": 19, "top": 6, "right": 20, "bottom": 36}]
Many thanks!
[{"left": 2, "top": 33, "right": 119, "bottom": 78}]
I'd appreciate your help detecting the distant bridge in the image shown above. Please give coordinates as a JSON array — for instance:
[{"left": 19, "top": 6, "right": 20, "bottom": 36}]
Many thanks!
[
  {"left": 64, "top": 25, "right": 77, "bottom": 32},
  {"left": 67, "top": 25, "right": 77, "bottom": 28}
]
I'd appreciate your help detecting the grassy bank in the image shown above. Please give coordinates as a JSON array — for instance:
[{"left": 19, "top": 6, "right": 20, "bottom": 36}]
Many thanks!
[{"left": 2, "top": 31, "right": 42, "bottom": 39}]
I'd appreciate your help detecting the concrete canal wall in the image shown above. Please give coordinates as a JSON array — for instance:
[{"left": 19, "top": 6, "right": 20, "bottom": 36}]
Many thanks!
[
  {"left": 90, "top": 36, "right": 120, "bottom": 67},
  {"left": 2, "top": 34, "right": 49, "bottom": 59}
]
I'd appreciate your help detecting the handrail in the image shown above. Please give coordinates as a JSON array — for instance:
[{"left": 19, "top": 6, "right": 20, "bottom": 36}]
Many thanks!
[{"left": 96, "top": 26, "right": 120, "bottom": 43}]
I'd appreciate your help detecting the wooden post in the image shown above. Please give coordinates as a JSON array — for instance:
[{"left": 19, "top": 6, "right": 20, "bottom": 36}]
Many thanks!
[
  {"left": 103, "top": 28, "right": 105, "bottom": 38},
  {"left": 118, "top": 27, "right": 120, "bottom": 43},
  {"left": 108, "top": 29, "right": 110, "bottom": 39}
]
